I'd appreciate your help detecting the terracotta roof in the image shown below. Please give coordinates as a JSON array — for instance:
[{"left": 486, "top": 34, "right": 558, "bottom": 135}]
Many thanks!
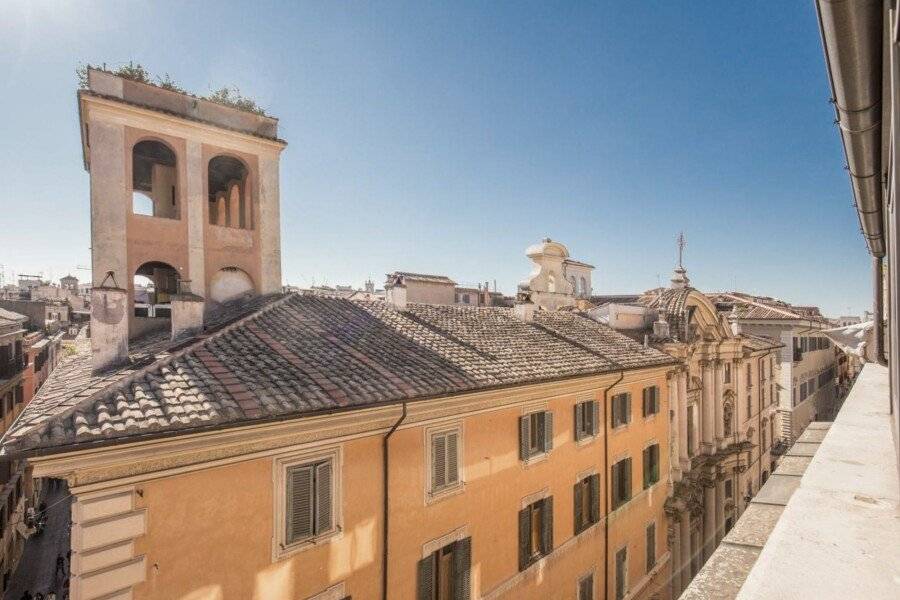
[
  {"left": 3, "top": 295, "right": 675, "bottom": 455},
  {"left": 388, "top": 272, "right": 457, "bottom": 285},
  {"left": 709, "top": 293, "right": 827, "bottom": 323}
]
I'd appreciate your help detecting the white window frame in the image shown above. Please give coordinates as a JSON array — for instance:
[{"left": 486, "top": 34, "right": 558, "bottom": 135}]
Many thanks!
[
  {"left": 425, "top": 422, "right": 465, "bottom": 502},
  {"left": 272, "top": 446, "right": 342, "bottom": 560}
]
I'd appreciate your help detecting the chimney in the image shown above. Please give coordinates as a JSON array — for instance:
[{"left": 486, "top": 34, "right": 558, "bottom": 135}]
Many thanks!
[
  {"left": 171, "top": 280, "right": 205, "bottom": 340},
  {"left": 386, "top": 276, "right": 407, "bottom": 311},
  {"left": 91, "top": 282, "right": 129, "bottom": 373},
  {"left": 514, "top": 289, "right": 536, "bottom": 322},
  {"left": 653, "top": 315, "right": 670, "bottom": 338}
]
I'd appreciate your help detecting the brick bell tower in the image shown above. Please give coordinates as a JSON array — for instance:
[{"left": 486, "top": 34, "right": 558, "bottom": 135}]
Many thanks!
[{"left": 78, "top": 68, "right": 287, "bottom": 372}]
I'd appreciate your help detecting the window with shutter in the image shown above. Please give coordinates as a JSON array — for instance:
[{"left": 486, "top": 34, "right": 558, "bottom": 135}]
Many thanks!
[
  {"left": 419, "top": 537, "right": 471, "bottom": 600},
  {"left": 642, "top": 444, "right": 659, "bottom": 489},
  {"left": 612, "top": 457, "right": 632, "bottom": 510},
  {"left": 615, "top": 547, "right": 628, "bottom": 600},
  {"left": 519, "top": 496, "right": 552, "bottom": 570},
  {"left": 574, "top": 474, "right": 599, "bottom": 534},
  {"left": 574, "top": 401, "right": 597, "bottom": 441},
  {"left": 642, "top": 387, "right": 659, "bottom": 417},
  {"left": 278, "top": 451, "right": 340, "bottom": 556},
  {"left": 521, "top": 411, "right": 551, "bottom": 461},
  {"left": 578, "top": 573, "right": 594, "bottom": 600},
  {"left": 430, "top": 429, "right": 461, "bottom": 494},
  {"left": 611, "top": 393, "right": 631, "bottom": 428},
  {"left": 645, "top": 522, "right": 656, "bottom": 573}
]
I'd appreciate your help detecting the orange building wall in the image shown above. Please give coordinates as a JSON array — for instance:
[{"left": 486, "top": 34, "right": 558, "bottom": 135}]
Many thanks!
[{"left": 122, "top": 368, "right": 671, "bottom": 600}]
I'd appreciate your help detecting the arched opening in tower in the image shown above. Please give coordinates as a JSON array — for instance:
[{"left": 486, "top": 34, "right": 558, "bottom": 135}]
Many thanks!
[{"left": 208, "top": 155, "right": 250, "bottom": 229}]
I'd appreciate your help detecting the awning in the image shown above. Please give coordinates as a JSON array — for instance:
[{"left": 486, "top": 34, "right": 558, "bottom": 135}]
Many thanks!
[{"left": 822, "top": 321, "right": 874, "bottom": 362}]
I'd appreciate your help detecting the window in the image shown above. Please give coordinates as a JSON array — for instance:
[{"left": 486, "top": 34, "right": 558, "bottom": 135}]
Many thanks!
[
  {"left": 746, "top": 394, "right": 752, "bottom": 419},
  {"left": 723, "top": 400, "right": 734, "bottom": 437},
  {"left": 615, "top": 546, "right": 628, "bottom": 600},
  {"left": 746, "top": 363, "right": 752, "bottom": 387},
  {"left": 724, "top": 362, "right": 731, "bottom": 383},
  {"left": 642, "top": 444, "right": 659, "bottom": 489},
  {"left": 519, "top": 411, "right": 553, "bottom": 461},
  {"left": 284, "top": 458, "right": 334, "bottom": 546},
  {"left": 725, "top": 479, "right": 733, "bottom": 499},
  {"left": 770, "top": 384, "right": 775, "bottom": 406},
  {"left": 761, "top": 426, "right": 767, "bottom": 451},
  {"left": 577, "top": 573, "right": 594, "bottom": 600},
  {"left": 462, "top": 294, "right": 470, "bottom": 304},
  {"left": 641, "top": 386, "right": 659, "bottom": 418},
  {"left": 430, "top": 429, "right": 461, "bottom": 494},
  {"left": 518, "top": 496, "right": 553, "bottom": 570},
  {"left": 645, "top": 522, "right": 656, "bottom": 573},
  {"left": 417, "top": 538, "right": 472, "bottom": 600},
  {"left": 574, "top": 400, "right": 599, "bottom": 441},
  {"left": 611, "top": 457, "right": 632, "bottom": 509},
  {"left": 611, "top": 393, "right": 631, "bottom": 428},
  {"left": 208, "top": 155, "right": 251, "bottom": 228},
  {"left": 573, "top": 474, "right": 600, "bottom": 534}
]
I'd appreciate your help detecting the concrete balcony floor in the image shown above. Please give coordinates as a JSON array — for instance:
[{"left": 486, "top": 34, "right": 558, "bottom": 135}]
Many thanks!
[{"left": 681, "top": 363, "right": 900, "bottom": 600}]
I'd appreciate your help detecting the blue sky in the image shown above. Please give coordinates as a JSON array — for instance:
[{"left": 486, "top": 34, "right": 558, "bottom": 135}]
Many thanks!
[{"left": 0, "top": 1, "right": 870, "bottom": 317}]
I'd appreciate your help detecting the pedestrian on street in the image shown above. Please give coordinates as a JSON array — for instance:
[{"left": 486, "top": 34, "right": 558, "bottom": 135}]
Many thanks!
[
  {"left": 47, "top": 592, "right": 57, "bottom": 600},
  {"left": 34, "top": 593, "right": 44, "bottom": 600}
]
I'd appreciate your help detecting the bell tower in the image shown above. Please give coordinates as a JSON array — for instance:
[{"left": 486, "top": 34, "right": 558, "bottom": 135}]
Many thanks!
[{"left": 78, "top": 68, "right": 287, "bottom": 371}]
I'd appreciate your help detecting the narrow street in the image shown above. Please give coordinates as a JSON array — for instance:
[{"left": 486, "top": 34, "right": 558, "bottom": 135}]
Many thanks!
[{"left": 6, "top": 483, "right": 71, "bottom": 600}]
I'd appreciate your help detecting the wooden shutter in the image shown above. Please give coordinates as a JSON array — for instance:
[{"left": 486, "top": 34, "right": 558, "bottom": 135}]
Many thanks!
[
  {"left": 642, "top": 388, "right": 649, "bottom": 417},
  {"left": 591, "top": 401, "right": 599, "bottom": 436},
  {"left": 642, "top": 447, "right": 650, "bottom": 488},
  {"left": 624, "top": 458, "right": 632, "bottom": 501},
  {"left": 646, "top": 522, "right": 656, "bottom": 572},
  {"left": 589, "top": 474, "right": 600, "bottom": 524},
  {"left": 432, "top": 434, "right": 447, "bottom": 489},
  {"left": 543, "top": 411, "right": 554, "bottom": 453},
  {"left": 315, "top": 461, "right": 333, "bottom": 534},
  {"left": 446, "top": 432, "right": 459, "bottom": 485},
  {"left": 417, "top": 554, "right": 435, "bottom": 600},
  {"left": 541, "top": 496, "right": 554, "bottom": 554},
  {"left": 574, "top": 403, "right": 584, "bottom": 441},
  {"left": 286, "top": 465, "right": 313, "bottom": 543},
  {"left": 518, "top": 507, "right": 530, "bottom": 570},
  {"left": 452, "top": 537, "right": 472, "bottom": 600},
  {"left": 573, "top": 480, "right": 584, "bottom": 533},
  {"left": 519, "top": 415, "right": 530, "bottom": 460},
  {"left": 579, "top": 574, "right": 594, "bottom": 600},
  {"left": 625, "top": 393, "right": 631, "bottom": 424}
]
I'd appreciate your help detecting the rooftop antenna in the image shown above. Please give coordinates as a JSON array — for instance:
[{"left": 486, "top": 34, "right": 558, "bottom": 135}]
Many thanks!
[{"left": 676, "top": 231, "right": 686, "bottom": 269}]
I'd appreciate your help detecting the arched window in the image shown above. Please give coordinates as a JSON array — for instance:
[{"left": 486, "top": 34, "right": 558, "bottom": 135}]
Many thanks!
[
  {"left": 723, "top": 400, "right": 734, "bottom": 437},
  {"left": 208, "top": 156, "right": 250, "bottom": 229},
  {"left": 569, "top": 275, "right": 577, "bottom": 294},
  {"left": 132, "top": 140, "right": 178, "bottom": 219},
  {"left": 134, "top": 261, "right": 179, "bottom": 319}
]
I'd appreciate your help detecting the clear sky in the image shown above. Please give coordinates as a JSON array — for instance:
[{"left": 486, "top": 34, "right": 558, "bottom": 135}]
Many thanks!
[{"left": 0, "top": 1, "right": 871, "bottom": 318}]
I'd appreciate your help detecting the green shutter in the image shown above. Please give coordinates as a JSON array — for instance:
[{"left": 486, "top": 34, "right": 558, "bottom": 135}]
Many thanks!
[
  {"left": 518, "top": 507, "right": 530, "bottom": 571},
  {"left": 646, "top": 522, "right": 656, "bottom": 572},
  {"left": 624, "top": 458, "right": 632, "bottom": 501},
  {"left": 642, "top": 388, "right": 648, "bottom": 417},
  {"left": 574, "top": 403, "right": 584, "bottom": 441},
  {"left": 573, "top": 481, "right": 584, "bottom": 533},
  {"left": 417, "top": 554, "right": 435, "bottom": 600},
  {"left": 589, "top": 474, "right": 600, "bottom": 524},
  {"left": 447, "top": 432, "right": 459, "bottom": 485},
  {"left": 453, "top": 537, "right": 472, "bottom": 600},
  {"left": 519, "top": 415, "right": 530, "bottom": 460},
  {"left": 286, "top": 465, "right": 313, "bottom": 543},
  {"left": 315, "top": 461, "right": 333, "bottom": 534},
  {"left": 541, "top": 496, "right": 554, "bottom": 554},
  {"left": 432, "top": 434, "right": 447, "bottom": 489},
  {"left": 543, "top": 411, "right": 554, "bottom": 452},
  {"left": 643, "top": 447, "right": 650, "bottom": 488},
  {"left": 625, "top": 393, "right": 632, "bottom": 424},
  {"left": 591, "top": 400, "right": 599, "bottom": 436}
]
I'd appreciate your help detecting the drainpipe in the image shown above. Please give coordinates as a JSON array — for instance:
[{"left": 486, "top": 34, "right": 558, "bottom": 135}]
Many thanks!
[
  {"left": 382, "top": 402, "right": 408, "bottom": 600},
  {"left": 757, "top": 355, "right": 764, "bottom": 486},
  {"left": 602, "top": 370, "right": 624, "bottom": 600}
]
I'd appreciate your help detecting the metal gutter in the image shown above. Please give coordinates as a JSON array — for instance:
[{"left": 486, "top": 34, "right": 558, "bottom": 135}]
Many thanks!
[{"left": 816, "top": 0, "right": 885, "bottom": 258}]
